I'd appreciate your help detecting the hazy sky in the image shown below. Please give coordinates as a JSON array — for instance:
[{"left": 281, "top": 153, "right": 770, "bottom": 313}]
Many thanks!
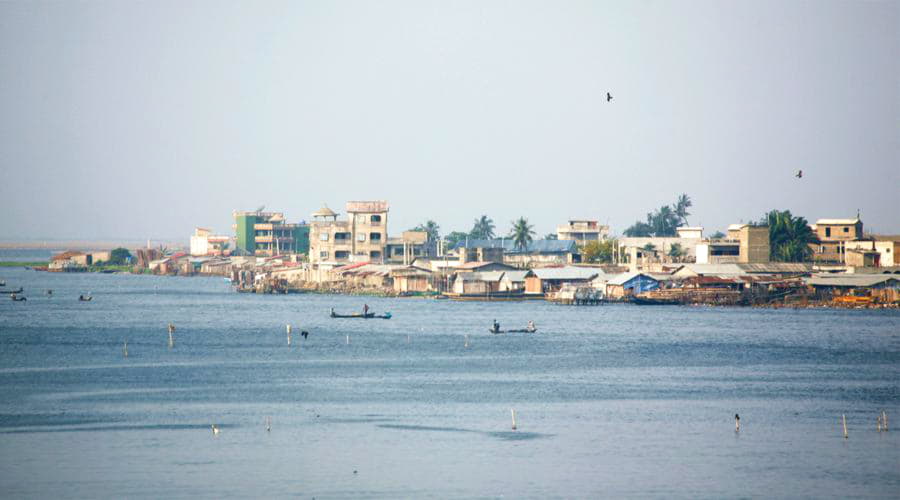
[{"left": 1, "top": 0, "right": 897, "bottom": 242}]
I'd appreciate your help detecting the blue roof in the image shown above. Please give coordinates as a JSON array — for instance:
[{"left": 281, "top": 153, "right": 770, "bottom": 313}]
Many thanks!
[{"left": 454, "top": 239, "right": 577, "bottom": 254}]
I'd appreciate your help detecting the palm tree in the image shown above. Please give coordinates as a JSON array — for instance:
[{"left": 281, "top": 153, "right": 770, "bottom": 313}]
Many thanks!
[
  {"left": 761, "top": 210, "right": 817, "bottom": 262},
  {"left": 510, "top": 217, "right": 535, "bottom": 251},
  {"left": 674, "top": 194, "right": 692, "bottom": 226},
  {"left": 470, "top": 215, "right": 496, "bottom": 240},
  {"left": 413, "top": 220, "right": 441, "bottom": 242},
  {"left": 544, "top": 233, "right": 558, "bottom": 240}
]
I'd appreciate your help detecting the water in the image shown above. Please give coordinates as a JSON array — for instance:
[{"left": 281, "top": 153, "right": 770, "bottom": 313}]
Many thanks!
[{"left": 0, "top": 264, "right": 898, "bottom": 498}]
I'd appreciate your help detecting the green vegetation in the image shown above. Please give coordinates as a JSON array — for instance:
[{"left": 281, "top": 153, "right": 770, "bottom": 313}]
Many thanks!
[
  {"left": 411, "top": 220, "right": 441, "bottom": 241},
  {"left": 469, "top": 215, "right": 496, "bottom": 240},
  {"left": 444, "top": 231, "right": 470, "bottom": 249},
  {"left": 509, "top": 217, "right": 535, "bottom": 251},
  {"left": 0, "top": 261, "right": 48, "bottom": 267},
  {"left": 87, "top": 264, "right": 132, "bottom": 273},
  {"left": 623, "top": 193, "right": 692, "bottom": 237},
  {"left": 668, "top": 242, "right": 684, "bottom": 260},
  {"left": 710, "top": 231, "right": 726, "bottom": 239},
  {"left": 109, "top": 247, "right": 132, "bottom": 265},
  {"left": 543, "top": 233, "right": 558, "bottom": 240},
  {"left": 759, "top": 210, "right": 818, "bottom": 262},
  {"left": 580, "top": 239, "right": 616, "bottom": 263}
]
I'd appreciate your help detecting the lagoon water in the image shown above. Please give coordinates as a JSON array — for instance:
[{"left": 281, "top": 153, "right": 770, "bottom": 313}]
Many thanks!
[{"left": 0, "top": 263, "right": 898, "bottom": 498}]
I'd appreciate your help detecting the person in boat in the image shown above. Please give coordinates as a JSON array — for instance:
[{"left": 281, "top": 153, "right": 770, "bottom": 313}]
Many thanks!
[
  {"left": 301, "top": 330, "right": 309, "bottom": 339},
  {"left": 491, "top": 319, "right": 500, "bottom": 333},
  {"left": 79, "top": 294, "right": 85, "bottom": 301},
  {"left": 527, "top": 320, "right": 536, "bottom": 333},
  {"left": 330, "top": 308, "right": 336, "bottom": 318},
  {"left": 363, "top": 304, "right": 370, "bottom": 316}
]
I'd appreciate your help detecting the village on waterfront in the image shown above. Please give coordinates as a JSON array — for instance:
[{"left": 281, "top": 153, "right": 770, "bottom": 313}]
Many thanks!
[{"left": 13, "top": 195, "right": 899, "bottom": 309}]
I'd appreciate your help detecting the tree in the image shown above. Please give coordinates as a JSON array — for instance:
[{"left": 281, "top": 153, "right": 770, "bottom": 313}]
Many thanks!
[
  {"left": 667, "top": 242, "right": 684, "bottom": 261},
  {"left": 710, "top": 231, "right": 726, "bottom": 239},
  {"left": 107, "top": 247, "right": 132, "bottom": 265},
  {"left": 624, "top": 221, "right": 653, "bottom": 237},
  {"left": 544, "top": 233, "right": 558, "bottom": 240},
  {"left": 509, "top": 217, "right": 535, "bottom": 251},
  {"left": 674, "top": 193, "right": 692, "bottom": 226},
  {"left": 412, "top": 220, "right": 441, "bottom": 242},
  {"left": 444, "top": 231, "right": 470, "bottom": 249},
  {"left": 581, "top": 239, "right": 616, "bottom": 263},
  {"left": 642, "top": 243, "right": 657, "bottom": 253},
  {"left": 760, "top": 210, "right": 818, "bottom": 262},
  {"left": 623, "top": 194, "right": 691, "bottom": 237},
  {"left": 470, "top": 215, "right": 496, "bottom": 240}
]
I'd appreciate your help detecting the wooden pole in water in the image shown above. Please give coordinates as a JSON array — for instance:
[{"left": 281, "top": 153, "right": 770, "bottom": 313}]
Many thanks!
[
  {"left": 286, "top": 324, "right": 292, "bottom": 346},
  {"left": 842, "top": 414, "right": 848, "bottom": 439},
  {"left": 346, "top": 335, "right": 350, "bottom": 345},
  {"left": 407, "top": 334, "right": 410, "bottom": 344},
  {"left": 123, "top": 340, "right": 128, "bottom": 358},
  {"left": 883, "top": 411, "right": 888, "bottom": 432},
  {"left": 465, "top": 334, "right": 469, "bottom": 348},
  {"left": 266, "top": 416, "right": 271, "bottom": 432},
  {"left": 735, "top": 414, "right": 740, "bottom": 432},
  {"left": 167, "top": 323, "right": 175, "bottom": 349},
  {"left": 511, "top": 409, "right": 517, "bottom": 430},
  {"left": 877, "top": 414, "right": 882, "bottom": 432}
]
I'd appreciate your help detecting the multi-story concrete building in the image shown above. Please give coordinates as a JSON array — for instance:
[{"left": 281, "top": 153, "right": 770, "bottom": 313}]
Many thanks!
[
  {"left": 385, "top": 231, "right": 436, "bottom": 265},
  {"left": 556, "top": 219, "right": 610, "bottom": 245},
  {"left": 697, "top": 224, "right": 770, "bottom": 264},
  {"left": 309, "top": 201, "right": 389, "bottom": 265},
  {"left": 810, "top": 218, "right": 863, "bottom": 264},
  {"left": 233, "top": 210, "right": 309, "bottom": 257},
  {"left": 190, "top": 227, "right": 231, "bottom": 256}
]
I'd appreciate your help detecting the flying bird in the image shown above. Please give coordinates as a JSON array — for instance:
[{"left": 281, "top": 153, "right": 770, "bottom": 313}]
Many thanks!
[
  {"left": 606, "top": 92, "right": 613, "bottom": 102},
  {"left": 796, "top": 170, "right": 803, "bottom": 178}
]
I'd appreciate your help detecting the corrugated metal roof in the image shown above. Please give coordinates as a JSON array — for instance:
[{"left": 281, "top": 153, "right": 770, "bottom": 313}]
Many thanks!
[
  {"left": 737, "top": 263, "right": 813, "bottom": 273},
  {"left": 806, "top": 274, "right": 899, "bottom": 287},
  {"left": 504, "top": 270, "right": 531, "bottom": 282},
  {"left": 454, "top": 239, "right": 577, "bottom": 254},
  {"left": 457, "top": 271, "right": 505, "bottom": 282},
  {"left": 676, "top": 264, "right": 747, "bottom": 276},
  {"left": 607, "top": 272, "right": 660, "bottom": 286},
  {"left": 531, "top": 266, "right": 598, "bottom": 281}
]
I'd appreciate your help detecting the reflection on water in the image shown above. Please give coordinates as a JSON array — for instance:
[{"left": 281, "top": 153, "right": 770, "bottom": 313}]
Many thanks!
[{"left": 0, "top": 266, "right": 898, "bottom": 498}]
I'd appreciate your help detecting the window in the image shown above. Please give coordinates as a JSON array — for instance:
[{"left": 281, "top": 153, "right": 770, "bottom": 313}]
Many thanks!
[
  {"left": 334, "top": 232, "right": 350, "bottom": 241},
  {"left": 370, "top": 215, "right": 382, "bottom": 223},
  {"left": 357, "top": 233, "right": 366, "bottom": 242},
  {"left": 825, "top": 227, "right": 831, "bottom": 237},
  {"left": 319, "top": 251, "right": 328, "bottom": 259},
  {"left": 370, "top": 251, "right": 381, "bottom": 259},
  {"left": 393, "top": 248, "right": 403, "bottom": 255},
  {"left": 843, "top": 227, "right": 849, "bottom": 233},
  {"left": 319, "top": 233, "right": 329, "bottom": 241},
  {"left": 369, "top": 232, "right": 382, "bottom": 241},
  {"left": 335, "top": 251, "right": 350, "bottom": 259}
]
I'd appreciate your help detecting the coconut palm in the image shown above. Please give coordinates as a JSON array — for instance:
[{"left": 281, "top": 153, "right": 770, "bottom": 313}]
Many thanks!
[
  {"left": 510, "top": 217, "right": 535, "bottom": 251},
  {"left": 761, "top": 210, "right": 817, "bottom": 262},
  {"left": 667, "top": 242, "right": 684, "bottom": 262},
  {"left": 673, "top": 194, "right": 692, "bottom": 226},
  {"left": 470, "top": 215, "right": 496, "bottom": 240},
  {"left": 412, "top": 220, "right": 441, "bottom": 241}
]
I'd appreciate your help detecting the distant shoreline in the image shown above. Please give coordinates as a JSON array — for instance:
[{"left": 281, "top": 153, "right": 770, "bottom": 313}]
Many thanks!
[{"left": 0, "top": 241, "right": 183, "bottom": 251}]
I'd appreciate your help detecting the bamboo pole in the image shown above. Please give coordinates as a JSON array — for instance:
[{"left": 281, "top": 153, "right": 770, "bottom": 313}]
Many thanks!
[
  {"left": 123, "top": 340, "right": 128, "bottom": 358},
  {"left": 511, "top": 409, "right": 517, "bottom": 431},
  {"left": 842, "top": 414, "right": 848, "bottom": 439},
  {"left": 735, "top": 413, "right": 740, "bottom": 432},
  {"left": 286, "top": 324, "right": 292, "bottom": 346}
]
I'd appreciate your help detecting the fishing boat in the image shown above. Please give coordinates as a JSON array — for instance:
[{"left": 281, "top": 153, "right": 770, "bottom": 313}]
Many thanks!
[
  {"left": 79, "top": 295, "right": 93, "bottom": 302},
  {"left": 329, "top": 309, "right": 391, "bottom": 319},
  {"left": 3, "top": 287, "right": 23, "bottom": 295},
  {"left": 11, "top": 294, "right": 26, "bottom": 302}
]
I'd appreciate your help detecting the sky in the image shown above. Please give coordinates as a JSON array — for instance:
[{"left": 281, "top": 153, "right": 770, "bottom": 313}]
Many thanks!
[{"left": 1, "top": 0, "right": 897, "bottom": 242}]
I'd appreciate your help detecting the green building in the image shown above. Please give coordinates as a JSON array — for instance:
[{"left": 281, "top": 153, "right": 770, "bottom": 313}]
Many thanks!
[{"left": 233, "top": 210, "right": 309, "bottom": 256}]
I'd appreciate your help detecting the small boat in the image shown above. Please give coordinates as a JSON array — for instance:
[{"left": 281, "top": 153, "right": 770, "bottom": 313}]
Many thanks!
[
  {"left": 489, "top": 327, "right": 537, "bottom": 334},
  {"left": 79, "top": 295, "right": 93, "bottom": 302},
  {"left": 11, "top": 294, "right": 26, "bottom": 302},
  {"left": 330, "top": 310, "right": 391, "bottom": 319},
  {"left": 0, "top": 280, "right": 6, "bottom": 286},
  {"left": 3, "top": 288, "right": 23, "bottom": 295}
]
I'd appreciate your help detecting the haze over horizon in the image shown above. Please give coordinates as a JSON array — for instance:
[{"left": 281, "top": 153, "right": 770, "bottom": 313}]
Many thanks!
[{"left": 1, "top": 0, "right": 897, "bottom": 243}]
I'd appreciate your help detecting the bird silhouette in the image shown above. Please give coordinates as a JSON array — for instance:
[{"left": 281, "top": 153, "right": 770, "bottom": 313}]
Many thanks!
[
  {"left": 606, "top": 92, "right": 613, "bottom": 102},
  {"left": 796, "top": 170, "right": 803, "bottom": 178}
]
